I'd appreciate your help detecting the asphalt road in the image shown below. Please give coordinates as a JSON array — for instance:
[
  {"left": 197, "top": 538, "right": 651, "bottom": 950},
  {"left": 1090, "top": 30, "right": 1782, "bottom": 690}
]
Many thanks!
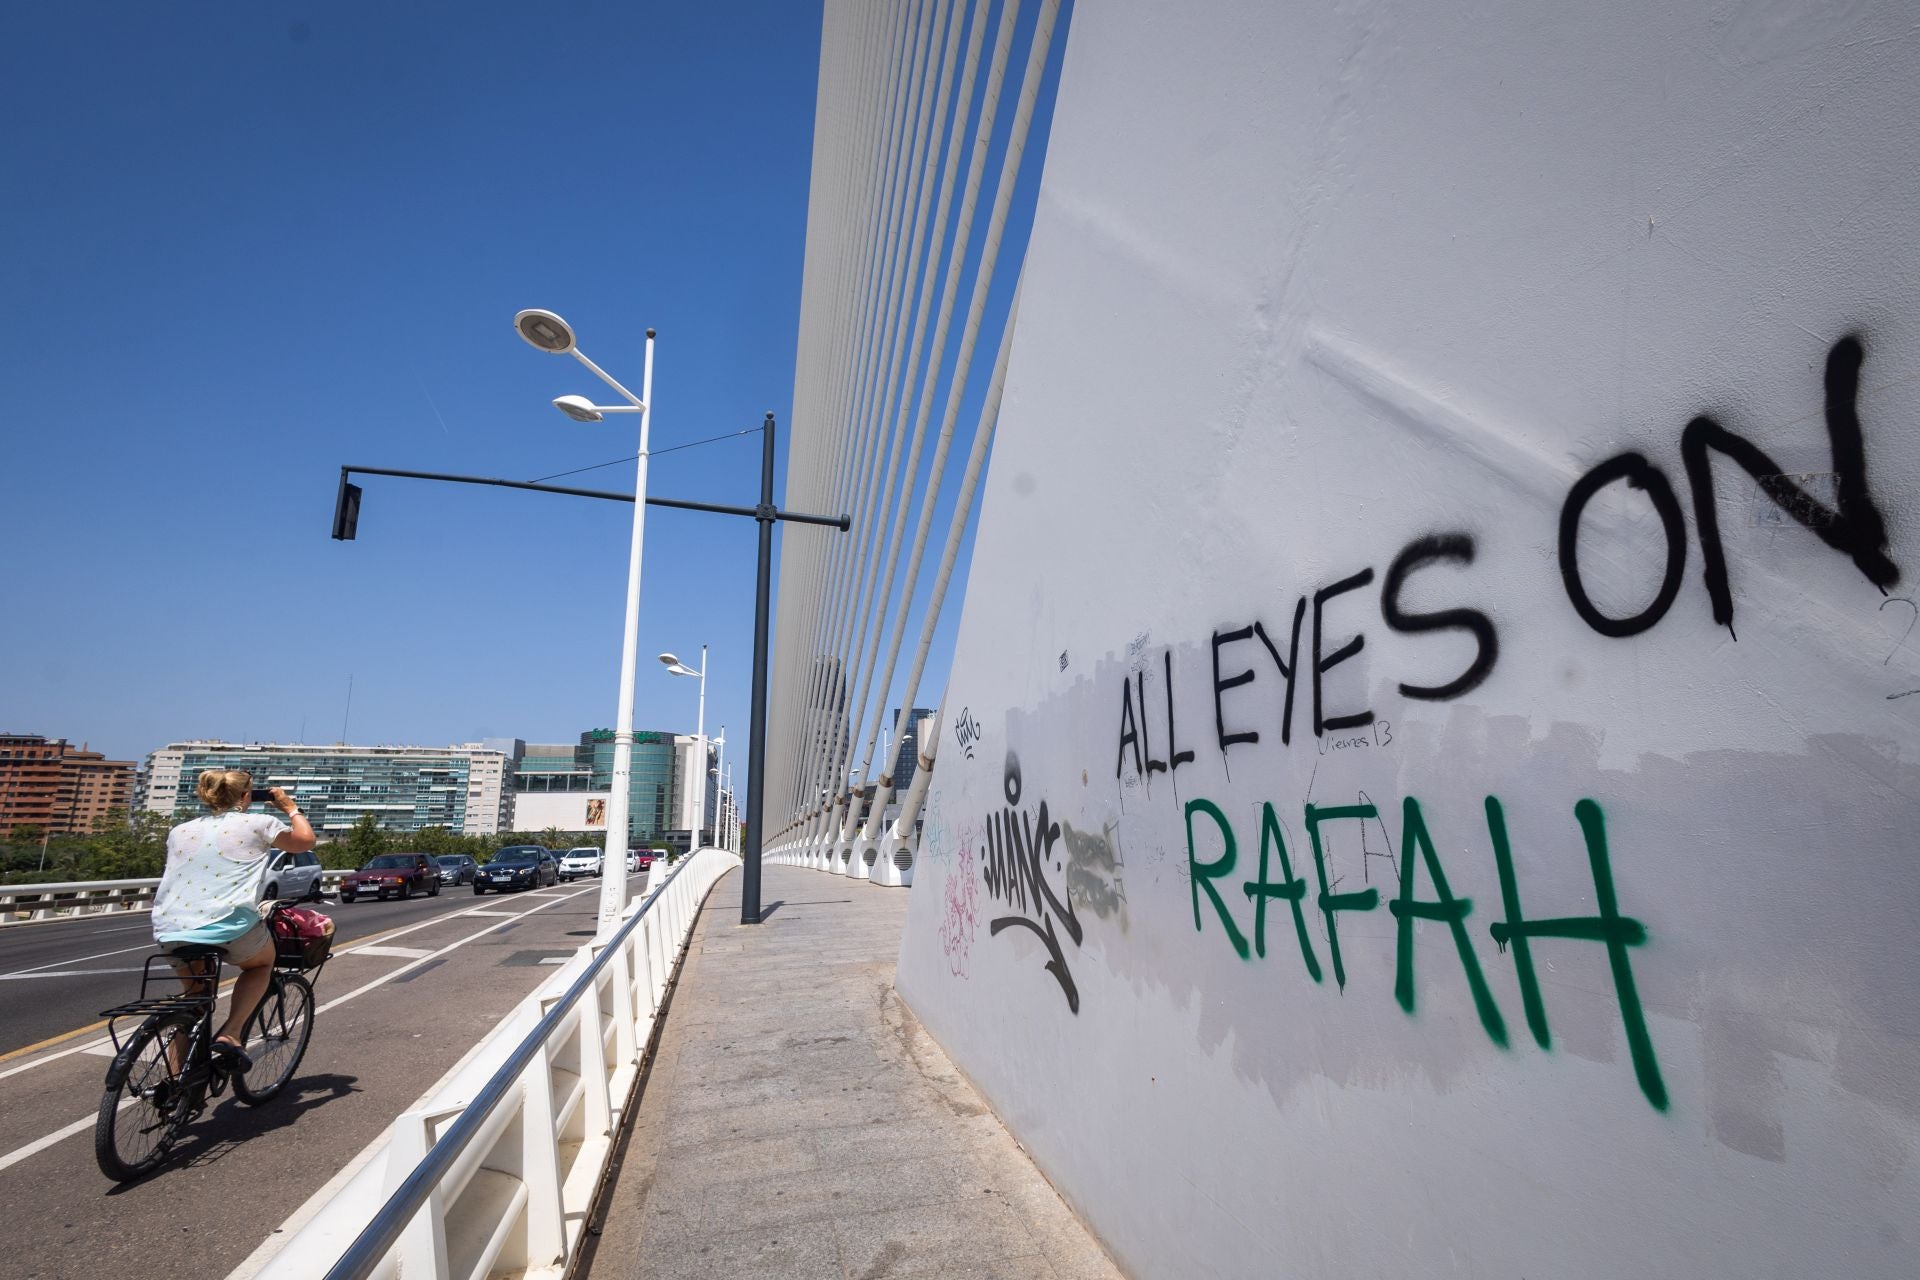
[
  {"left": 3, "top": 883, "right": 496, "bottom": 1057},
  {"left": 0, "top": 873, "right": 649, "bottom": 1280}
]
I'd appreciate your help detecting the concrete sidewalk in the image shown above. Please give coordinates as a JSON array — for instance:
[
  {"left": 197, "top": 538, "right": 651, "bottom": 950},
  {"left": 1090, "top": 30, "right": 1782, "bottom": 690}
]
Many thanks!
[{"left": 581, "top": 864, "right": 1124, "bottom": 1280}]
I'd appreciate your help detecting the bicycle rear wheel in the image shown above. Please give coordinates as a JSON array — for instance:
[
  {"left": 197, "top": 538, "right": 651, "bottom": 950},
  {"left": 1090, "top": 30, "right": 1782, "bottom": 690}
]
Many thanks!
[
  {"left": 95, "top": 1011, "right": 195, "bottom": 1182},
  {"left": 234, "top": 973, "right": 314, "bottom": 1104}
]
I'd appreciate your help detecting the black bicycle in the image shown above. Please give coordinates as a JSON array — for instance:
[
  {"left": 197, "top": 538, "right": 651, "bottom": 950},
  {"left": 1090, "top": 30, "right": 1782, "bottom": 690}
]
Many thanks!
[{"left": 93, "top": 902, "right": 328, "bottom": 1182}]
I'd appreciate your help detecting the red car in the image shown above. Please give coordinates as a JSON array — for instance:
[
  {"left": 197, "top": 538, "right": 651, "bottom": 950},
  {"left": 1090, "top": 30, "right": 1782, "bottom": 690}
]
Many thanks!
[{"left": 339, "top": 852, "right": 443, "bottom": 902}]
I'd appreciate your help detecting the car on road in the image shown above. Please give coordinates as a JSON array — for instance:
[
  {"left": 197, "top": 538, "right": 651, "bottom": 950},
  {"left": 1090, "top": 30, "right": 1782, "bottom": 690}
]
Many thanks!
[
  {"left": 626, "top": 849, "right": 658, "bottom": 874},
  {"left": 339, "top": 852, "right": 443, "bottom": 902},
  {"left": 558, "top": 847, "right": 603, "bottom": 880},
  {"left": 261, "top": 848, "right": 325, "bottom": 902},
  {"left": 435, "top": 854, "right": 479, "bottom": 886},
  {"left": 474, "top": 845, "right": 559, "bottom": 893}
]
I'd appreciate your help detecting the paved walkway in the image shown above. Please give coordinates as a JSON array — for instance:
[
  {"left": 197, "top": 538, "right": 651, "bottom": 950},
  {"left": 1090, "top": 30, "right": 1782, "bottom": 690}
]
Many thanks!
[{"left": 582, "top": 864, "right": 1125, "bottom": 1280}]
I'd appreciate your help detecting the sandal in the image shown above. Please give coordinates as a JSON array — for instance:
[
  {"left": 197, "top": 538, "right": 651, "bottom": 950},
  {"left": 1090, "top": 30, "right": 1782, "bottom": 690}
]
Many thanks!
[{"left": 211, "top": 1036, "right": 254, "bottom": 1073}]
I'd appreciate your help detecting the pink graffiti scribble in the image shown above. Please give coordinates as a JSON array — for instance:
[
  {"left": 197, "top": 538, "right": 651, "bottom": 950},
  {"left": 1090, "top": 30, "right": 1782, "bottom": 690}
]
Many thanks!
[{"left": 940, "top": 842, "right": 980, "bottom": 979}]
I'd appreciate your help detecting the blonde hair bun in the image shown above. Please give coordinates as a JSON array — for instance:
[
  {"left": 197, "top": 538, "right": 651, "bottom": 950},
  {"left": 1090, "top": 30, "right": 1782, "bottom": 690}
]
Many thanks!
[{"left": 196, "top": 768, "right": 252, "bottom": 811}]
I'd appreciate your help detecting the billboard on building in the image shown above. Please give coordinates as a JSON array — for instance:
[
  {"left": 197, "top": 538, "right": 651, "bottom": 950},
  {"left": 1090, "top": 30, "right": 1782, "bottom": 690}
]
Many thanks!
[{"left": 511, "top": 790, "right": 611, "bottom": 833}]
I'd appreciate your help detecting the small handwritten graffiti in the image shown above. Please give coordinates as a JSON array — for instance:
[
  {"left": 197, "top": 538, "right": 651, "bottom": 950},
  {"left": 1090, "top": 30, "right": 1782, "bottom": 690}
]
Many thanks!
[
  {"left": 954, "top": 707, "right": 982, "bottom": 760},
  {"left": 981, "top": 751, "right": 1085, "bottom": 1012},
  {"left": 920, "top": 790, "right": 950, "bottom": 865},
  {"left": 940, "top": 840, "right": 980, "bottom": 978}
]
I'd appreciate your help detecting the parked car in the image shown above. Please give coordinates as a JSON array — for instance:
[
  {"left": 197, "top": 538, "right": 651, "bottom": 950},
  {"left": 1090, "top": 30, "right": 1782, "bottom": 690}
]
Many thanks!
[
  {"left": 435, "top": 854, "right": 479, "bottom": 886},
  {"left": 261, "top": 848, "right": 325, "bottom": 902},
  {"left": 340, "top": 852, "right": 443, "bottom": 902},
  {"left": 558, "top": 847, "right": 603, "bottom": 880},
  {"left": 474, "top": 845, "right": 559, "bottom": 893},
  {"left": 626, "top": 849, "right": 657, "bottom": 874}
]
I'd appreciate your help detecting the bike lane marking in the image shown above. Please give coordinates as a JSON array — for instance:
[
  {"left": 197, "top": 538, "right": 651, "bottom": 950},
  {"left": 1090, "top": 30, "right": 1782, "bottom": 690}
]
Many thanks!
[
  {"left": 0, "top": 941, "right": 162, "bottom": 978},
  {"left": 0, "top": 1112, "right": 104, "bottom": 1173},
  {"left": 0, "top": 967, "right": 147, "bottom": 980},
  {"left": 0, "top": 883, "right": 602, "bottom": 1172},
  {"left": 0, "top": 892, "right": 500, "bottom": 1072}
]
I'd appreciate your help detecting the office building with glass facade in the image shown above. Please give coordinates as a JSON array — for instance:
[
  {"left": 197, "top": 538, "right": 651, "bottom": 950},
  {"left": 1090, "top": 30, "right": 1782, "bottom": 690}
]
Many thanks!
[
  {"left": 142, "top": 741, "right": 513, "bottom": 836},
  {"left": 889, "top": 707, "right": 937, "bottom": 789},
  {"left": 509, "top": 730, "right": 682, "bottom": 847}
]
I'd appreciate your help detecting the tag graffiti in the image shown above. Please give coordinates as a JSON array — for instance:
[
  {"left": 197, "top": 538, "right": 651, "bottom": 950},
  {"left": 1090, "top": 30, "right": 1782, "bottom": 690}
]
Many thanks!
[{"left": 981, "top": 752, "right": 1084, "bottom": 1013}]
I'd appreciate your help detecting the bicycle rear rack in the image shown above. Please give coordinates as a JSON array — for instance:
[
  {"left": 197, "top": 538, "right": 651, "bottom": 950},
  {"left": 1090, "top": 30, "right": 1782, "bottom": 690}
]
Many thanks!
[{"left": 98, "top": 954, "right": 220, "bottom": 1053}]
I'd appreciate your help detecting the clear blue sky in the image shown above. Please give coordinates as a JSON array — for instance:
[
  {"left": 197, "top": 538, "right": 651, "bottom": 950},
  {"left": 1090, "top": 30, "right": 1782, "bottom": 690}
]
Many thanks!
[
  {"left": 1, "top": 2, "right": 833, "bottom": 766},
  {"left": 0, "top": 0, "right": 1060, "bottom": 781}
]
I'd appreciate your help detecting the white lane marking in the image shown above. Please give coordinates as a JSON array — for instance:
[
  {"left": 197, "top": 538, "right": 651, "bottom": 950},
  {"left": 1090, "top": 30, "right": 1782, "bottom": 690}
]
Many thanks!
[
  {"left": 81, "top": 1041, "right": 117, "bottom": 1057},
  {"left": 538, "top": 957, "right": 568, "bottom": 965},
  {"left": 0, "top": 884, "right": 601, "bottom": 1173},
  {"left": 0, "top": 940, "right": 158, "bottom": 978},
  {"left": 464, "top": 909, "right": 515, "bottom": 917},
  {"left": 0, "top": 892, "right": 499, "bottom": 1082},
  {"left": 344, "top": 945, "right": 433, "bottom": 960},
  {"left": 313, "top": 884, "right": 595, "bottom": 1016},
  {"left": 0, "top": 967, "right": 146, "bottom": 980},
  {"left": 0, "top": 1104, "right": 124, "bottom": 1173}
]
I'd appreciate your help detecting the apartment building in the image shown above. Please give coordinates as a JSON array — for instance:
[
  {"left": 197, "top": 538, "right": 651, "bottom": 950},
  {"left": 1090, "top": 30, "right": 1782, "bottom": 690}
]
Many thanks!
[
  {"left": 0, "top": 734, "right": 137, "bottom": 837},
  {"left": 143, "top": 740, "right": 514, "bottom": 836}
]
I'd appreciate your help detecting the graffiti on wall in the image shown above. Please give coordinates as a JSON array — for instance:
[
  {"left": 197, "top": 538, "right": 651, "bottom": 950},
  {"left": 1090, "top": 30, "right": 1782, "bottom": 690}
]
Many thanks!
[
  {"left": 954, "top": 706, "right": 983, "bottom": 760},
  {"left": 940, "top": 837, "right": 980, "bottom": 978},
  {"left": 981, "top": 751, "right": 1085, "bottom": 1012},
  {"left": 946, "top": 336, "right": 1902, "bottom": 1086},
  {"left": 1109, "top": 336, "right": 1902, "bottom": 788},
  {"left": 1185, "top": 790, "right": 1666, "bottom": 1109}
]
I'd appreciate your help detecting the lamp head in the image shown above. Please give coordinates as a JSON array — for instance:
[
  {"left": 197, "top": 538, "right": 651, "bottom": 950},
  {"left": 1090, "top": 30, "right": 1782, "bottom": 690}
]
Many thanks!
[
  {"left": 553, "top": 395, "right": 604, "bottom": 423},
  {"left": 659, "top": 653, "right": 702, "bottom": 677},
  {"left": 514, "top": 309, "right": 576, "bottom": 354}
]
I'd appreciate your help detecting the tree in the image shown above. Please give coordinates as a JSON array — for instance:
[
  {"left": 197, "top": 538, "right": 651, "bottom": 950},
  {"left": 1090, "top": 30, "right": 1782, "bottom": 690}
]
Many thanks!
[
  {"left": 405, "top": 826, "right": 463, "bottom": 856},
  {"left": 325, "top": 813, "right": 388, "bottom": 870}
]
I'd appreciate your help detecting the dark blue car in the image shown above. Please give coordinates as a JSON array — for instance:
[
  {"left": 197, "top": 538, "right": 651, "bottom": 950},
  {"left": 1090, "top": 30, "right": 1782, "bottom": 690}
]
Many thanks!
[{"left": 474, "top": 845, "right": 559, "bottom": 893}]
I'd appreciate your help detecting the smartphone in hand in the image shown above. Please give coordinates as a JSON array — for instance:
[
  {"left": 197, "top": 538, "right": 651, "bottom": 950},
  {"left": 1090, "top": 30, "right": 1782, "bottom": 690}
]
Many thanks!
[{"left": 250, "top": 788, "right": 274, "bottom": 803}]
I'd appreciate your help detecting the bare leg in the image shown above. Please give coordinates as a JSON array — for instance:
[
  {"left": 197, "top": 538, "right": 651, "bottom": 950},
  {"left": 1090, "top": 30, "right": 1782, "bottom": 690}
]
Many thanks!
[
  {"left": 165, "top": 957, "right": 216, "bottom": 1074},
  {"left": 217, "top": 948, "right": 274, "bottom": 1048}
]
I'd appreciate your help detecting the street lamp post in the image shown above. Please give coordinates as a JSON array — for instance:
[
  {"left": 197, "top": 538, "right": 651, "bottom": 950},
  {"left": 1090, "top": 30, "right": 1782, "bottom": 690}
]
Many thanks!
[
  {"left": 342, "top": 356, "right": 847, "bottom": 924},
  {"left": 709, "top": 728, "right": 727, "bottom": 852},
  {"left": 659, "top": 647, "right": 706, "bottom": 855},
  {"left": 514, "top": 308, "right": 654, "bottom": 941}
]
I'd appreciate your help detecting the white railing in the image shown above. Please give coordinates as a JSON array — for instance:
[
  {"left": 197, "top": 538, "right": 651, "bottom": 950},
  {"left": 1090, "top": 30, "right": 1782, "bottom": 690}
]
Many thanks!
[
  {"left": 0, "top": 872, "right": 355, "bottom": 925},
  {"left": 241, "top": 848, "right": 738, "bottom": 1280}
]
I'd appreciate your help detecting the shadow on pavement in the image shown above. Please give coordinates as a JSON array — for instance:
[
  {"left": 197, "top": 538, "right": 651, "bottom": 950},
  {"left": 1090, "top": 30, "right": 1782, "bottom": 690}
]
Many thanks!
[
  {"left": 105, "top": 1071, "right": 362, "bottom": 1192},
  {"left": 757, "top": 899, "right": 851, "bottom": 921}
]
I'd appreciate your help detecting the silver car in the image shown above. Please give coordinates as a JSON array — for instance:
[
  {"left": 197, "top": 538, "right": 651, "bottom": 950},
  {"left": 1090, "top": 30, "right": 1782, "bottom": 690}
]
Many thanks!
[{"left": 262, "top": 848, "right": 325, "bottom": 901}]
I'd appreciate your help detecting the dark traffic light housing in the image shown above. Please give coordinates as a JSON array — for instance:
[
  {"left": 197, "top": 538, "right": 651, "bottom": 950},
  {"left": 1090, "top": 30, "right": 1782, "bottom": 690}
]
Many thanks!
[{"left": 332, "top": 472, "right": 362, "bottom": 541}]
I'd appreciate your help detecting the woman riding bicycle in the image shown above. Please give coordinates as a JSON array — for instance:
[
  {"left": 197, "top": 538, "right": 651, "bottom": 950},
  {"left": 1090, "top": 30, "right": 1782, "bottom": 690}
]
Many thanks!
[{"left": 150, "top": 769, "right": 316, "bottom": 1067}]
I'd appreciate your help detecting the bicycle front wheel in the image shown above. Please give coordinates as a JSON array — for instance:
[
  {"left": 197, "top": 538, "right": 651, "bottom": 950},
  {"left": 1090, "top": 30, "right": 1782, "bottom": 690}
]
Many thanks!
[
  {"left": 233, "top": 973, "right": 315, "bottom": 1105},
  {"left": 95, "top": 1011, "right": 195, "bottom": 1182}
]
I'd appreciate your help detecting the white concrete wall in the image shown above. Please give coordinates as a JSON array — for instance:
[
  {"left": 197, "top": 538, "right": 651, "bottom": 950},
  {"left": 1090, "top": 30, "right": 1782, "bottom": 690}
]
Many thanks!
[{"left": 895, "top": 2, "right": 1920, "bottom": 1277}]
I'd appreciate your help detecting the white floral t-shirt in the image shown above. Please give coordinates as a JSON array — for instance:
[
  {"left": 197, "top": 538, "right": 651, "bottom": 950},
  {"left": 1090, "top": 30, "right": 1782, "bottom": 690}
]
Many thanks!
[{"left": 151, "top": 811, "right": 288, "bottom": 942}]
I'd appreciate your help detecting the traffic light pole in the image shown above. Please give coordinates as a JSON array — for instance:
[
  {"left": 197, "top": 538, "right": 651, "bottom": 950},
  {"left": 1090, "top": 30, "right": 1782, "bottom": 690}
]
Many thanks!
[{"left": 331, "top": 413, "right": 843, "bottom": 924}]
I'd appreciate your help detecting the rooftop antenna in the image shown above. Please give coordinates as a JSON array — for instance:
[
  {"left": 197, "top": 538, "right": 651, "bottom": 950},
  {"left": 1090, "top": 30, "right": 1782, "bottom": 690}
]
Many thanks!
[{"left": 342, "top": 675, "right": 354, "bottom": 745}]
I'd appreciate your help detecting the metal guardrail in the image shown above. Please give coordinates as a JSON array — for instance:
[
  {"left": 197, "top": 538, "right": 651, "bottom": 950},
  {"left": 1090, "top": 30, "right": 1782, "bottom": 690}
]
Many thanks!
[
  {"left": 242, "top": 847, "right": 739, "bottom": 1280},
  {"left": 0, "top": 873, "right": 355, "bottom": 925}
]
